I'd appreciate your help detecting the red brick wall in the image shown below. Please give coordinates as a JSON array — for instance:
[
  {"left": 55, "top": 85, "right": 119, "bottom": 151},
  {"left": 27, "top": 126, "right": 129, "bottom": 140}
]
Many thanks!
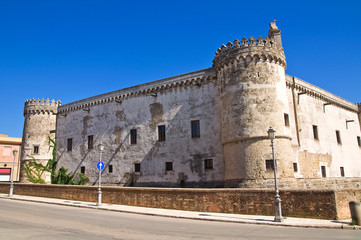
[{"left": 1, "top": 183, "right": 358, "bottom": 220}]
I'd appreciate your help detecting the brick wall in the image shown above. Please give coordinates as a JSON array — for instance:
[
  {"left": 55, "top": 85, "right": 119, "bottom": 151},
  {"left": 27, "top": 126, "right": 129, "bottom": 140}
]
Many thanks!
[{"left": 1, "top": 183, "right": 360, "bottom": 220}]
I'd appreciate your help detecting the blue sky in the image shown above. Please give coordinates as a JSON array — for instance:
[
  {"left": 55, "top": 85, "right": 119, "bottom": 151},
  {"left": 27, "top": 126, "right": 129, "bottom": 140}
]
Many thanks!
[{"left": 1, "top": 0, "right": 360, "bottom": 138}]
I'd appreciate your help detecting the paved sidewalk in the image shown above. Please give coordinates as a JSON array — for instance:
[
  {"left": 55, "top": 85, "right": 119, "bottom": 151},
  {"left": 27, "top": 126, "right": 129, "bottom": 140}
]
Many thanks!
[{"left": 1, "top": 194, "right": 359, "bottom": 230}]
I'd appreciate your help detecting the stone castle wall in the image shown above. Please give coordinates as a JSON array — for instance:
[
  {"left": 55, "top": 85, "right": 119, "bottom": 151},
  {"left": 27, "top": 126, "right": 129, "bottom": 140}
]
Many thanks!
[
  {"left": 285, "top": 76, "right": 361, "bottom": 179},
  {"left": 56, "top": 69, "right": 225, "bottom": 187},
  {"left": 21, "top": 23, "right": 361, "bottom": 188},
  {"left": 213, "top": 23, "right": 294, "bottom": 186},
  {"left": 20, "top": 98, "right": 60, "bottom": 183}
]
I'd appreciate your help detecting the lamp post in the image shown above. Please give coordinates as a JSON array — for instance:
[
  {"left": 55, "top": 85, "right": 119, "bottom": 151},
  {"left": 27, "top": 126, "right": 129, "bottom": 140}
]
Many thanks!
[
  {"left": 267, "top": 127, "right": 283, "bottom": 222},
  {"left": 97, "top": 142, "right": 104, "bottom": 206},
  {"left": 9, "top": 149, "right": 18, "bottom": 197}
]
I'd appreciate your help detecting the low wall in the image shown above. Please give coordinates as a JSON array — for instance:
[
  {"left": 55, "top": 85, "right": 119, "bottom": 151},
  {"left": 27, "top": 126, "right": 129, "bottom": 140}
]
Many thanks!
[{"left": 1, "top": 183, "right": 360, "bottom": 220}]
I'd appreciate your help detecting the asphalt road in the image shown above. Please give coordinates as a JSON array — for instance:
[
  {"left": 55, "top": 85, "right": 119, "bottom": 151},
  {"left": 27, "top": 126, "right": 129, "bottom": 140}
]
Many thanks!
[{"left": 0, "top": 198, "right": 360, "bottom": 240}]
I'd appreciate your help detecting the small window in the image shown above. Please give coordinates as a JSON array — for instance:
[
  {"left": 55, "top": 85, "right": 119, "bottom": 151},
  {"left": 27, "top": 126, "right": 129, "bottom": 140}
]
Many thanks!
[
  {"left": 130, "top": 129, "right": 137, "bottom": 145},
  {"left": 340, "top": 167, "right": 345, "bottom": 177},
  {"left": 67, "top": 138, "right": 73, "bottom": 151},
  {"left": 134, "top": 163, "right": 140, "bottom": 172},
  {"left": 80, "top": 166, "right": 85, "bottom": 174},
  {"left": 204, "top": 159, "right": 213, "bottom": 170},
  {"left": 321, "top": 166, "right": 326, "bottom": 178},
  {"left": 265, "top": 160, "right": 274, "bottom": 171},
  {"left": 293, "top": 163, "right": 298, "bottom": 172},
  {"left": 88, "top": 135, "right": 94, "bottom": 149},
  {"left": 336, "top": 130, "right": 342, "bottom": 145},
  {"left": 191, "top": 120, "right": 200, "bottom": 138},
  {"left": 313, "top": 125, "right": 319, "bottom": 140},
  {"left": 33, "top": 145, "right": 39, "bottom": 154},
  {"left": 165, "top": 162, "right": 173, "bottom": 171},
  {"left": 108, "top": 165, "right": 113, "bottom": 173},
  {"left": 357, "top": 136, "right": 361, "bottom": 147},
  {"left": 284, "top": 113, "right": 290, "bottom": 127},
  {"left": 158, "top": 125, "right": 166, "bottom": 142}
]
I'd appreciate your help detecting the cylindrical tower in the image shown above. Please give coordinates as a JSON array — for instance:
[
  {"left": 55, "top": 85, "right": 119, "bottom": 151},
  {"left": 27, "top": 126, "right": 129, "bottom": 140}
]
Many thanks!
[
  {"left": 20, "top": 98, "right": 61, "bottom": 183},
  {"left": 213, "top": 22, "right": 294, "bottom": 187}
]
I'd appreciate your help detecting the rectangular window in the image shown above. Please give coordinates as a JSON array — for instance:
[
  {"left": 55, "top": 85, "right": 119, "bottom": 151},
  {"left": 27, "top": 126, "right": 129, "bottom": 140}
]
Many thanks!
[
  {"left": 357, "top": 136, "right": 361, "bottom": 147},
  {"left": 336, "top": 130, "right": 342, "bottom": 145},
  {"left": 340, "top": 167, "right": 345, "bottom": 177},
  {"left": 204, "top": 159, "right": 213, "bottom": 170},
  {"left": 191, "top": 120, "right": 200, "bottom": 138},
  {"left": 165, "top": 162, "right": 173, "bottom": 171},
  {"left": 321, "top": 166, "right": 326, "bottom": 178},
  {"left": 88, "top": 135, "right": 94, "bottom": 149},
  {"left": 265, "top": 160, "right": 274, "bottom": 171},
  {"left": 81, "top": 166, "right": 85, "bottom": 174},
  {"left": 130, "top": 129, "right": 137, "bottom": 145},
  {"left": 293, "top": 163, "right": 298, "bottom": 172},
  {"left": 108, "top": 165, "right": 113, "bottom": 173},
  {"left": 134, "top": 163, "right": 140, "bottom": 172},
  {"left": 284, "top": 113, "right": 290, "bottom": 127},
  {"left": 158, "top": 125, "right": 166, "bottom": 142},
  {"left": 67, "top": 138, "right": 72, "bottom": 151},
  {"left": 33, "top": 145, "right": 39, "bottom": 154},
  {"left": 313, "top": 125, "right": 319, "bottom": 140}
]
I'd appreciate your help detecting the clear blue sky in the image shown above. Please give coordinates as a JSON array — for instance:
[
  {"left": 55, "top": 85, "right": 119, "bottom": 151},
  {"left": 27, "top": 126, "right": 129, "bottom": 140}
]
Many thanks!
[{"left": 1, "top": 0, "right": 360, "bottom": 138}]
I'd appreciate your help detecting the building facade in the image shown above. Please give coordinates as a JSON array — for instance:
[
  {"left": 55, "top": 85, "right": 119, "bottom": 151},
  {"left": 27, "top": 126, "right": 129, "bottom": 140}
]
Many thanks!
[
  {"left": 21, "top": 22, "right": 361, "bottom": 188},
  {"left": 0, "top": 134, "right": 21, "bottom": 182}
]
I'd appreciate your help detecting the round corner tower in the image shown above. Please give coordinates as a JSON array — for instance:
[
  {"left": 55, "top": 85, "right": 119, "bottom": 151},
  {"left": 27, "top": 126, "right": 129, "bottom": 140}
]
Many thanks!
[
  {"left": 20, "top": 98, "right": 61, "bottom": 183},
  {"left": 213, "top": 22, "right": 294, "bottom": 187}
]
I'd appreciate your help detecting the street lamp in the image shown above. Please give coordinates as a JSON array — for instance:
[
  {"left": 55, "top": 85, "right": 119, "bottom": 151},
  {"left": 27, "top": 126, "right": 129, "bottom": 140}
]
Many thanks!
[
  {"left": 97, "top": 142, "right": 104, "bottom": 206},
  {"left": 9, "top": 149, "right": 18, "bottom": 197},
  {"left": 267, "top": 127, "right": 283, "bottom": 222}
]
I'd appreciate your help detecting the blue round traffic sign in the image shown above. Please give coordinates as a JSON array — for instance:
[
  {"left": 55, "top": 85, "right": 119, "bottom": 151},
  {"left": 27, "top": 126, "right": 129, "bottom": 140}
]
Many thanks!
[{"left": 97, "top": 161, "right": 105, "bottom": 170}]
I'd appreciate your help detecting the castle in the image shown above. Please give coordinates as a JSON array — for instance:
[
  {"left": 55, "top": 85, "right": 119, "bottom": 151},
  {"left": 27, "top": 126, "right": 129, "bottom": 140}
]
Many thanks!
[{"left": 20, "top": 22, "right": 361, "bottom": 188}]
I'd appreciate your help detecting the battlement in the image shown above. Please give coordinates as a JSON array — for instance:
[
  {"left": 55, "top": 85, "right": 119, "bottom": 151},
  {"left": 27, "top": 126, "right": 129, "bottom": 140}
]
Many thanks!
[
  {"left": 213, "top": 22, "right": 286, "bottom": 70},
  {"left": 24, "top": 98, "right": 61, "bottom": 116}
]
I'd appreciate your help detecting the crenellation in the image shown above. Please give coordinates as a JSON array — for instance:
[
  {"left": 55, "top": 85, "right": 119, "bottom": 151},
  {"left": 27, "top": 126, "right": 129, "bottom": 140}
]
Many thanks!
[
  {"left": 20, "top": 22, "right": 361, "bottom": 188},
  {"left": 57, "top": 68, "right": 215, "bottom": 114}
]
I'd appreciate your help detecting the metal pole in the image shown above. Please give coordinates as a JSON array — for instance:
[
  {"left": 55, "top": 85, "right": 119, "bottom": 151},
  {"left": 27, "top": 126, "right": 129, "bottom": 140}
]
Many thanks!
[
  {"left": 9, "top": 150, "right": 17, "bottom": 197},
  {"left": 97, "top": 149, "right": 103, "bottom": 206},
  {"left": 271, "top": 139, "right": 283, "bottom": 222}
]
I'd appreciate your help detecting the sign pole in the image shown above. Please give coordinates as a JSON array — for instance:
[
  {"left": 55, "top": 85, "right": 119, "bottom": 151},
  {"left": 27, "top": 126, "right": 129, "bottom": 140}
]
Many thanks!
[{"left": 97, "top": 142, "right": 104, "bottom": 206}]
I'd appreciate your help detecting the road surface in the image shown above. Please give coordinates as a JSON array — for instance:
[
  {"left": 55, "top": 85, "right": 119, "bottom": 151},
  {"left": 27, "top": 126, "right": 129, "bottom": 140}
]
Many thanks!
[{"left": 0, "top": 198, "right": 359, "bottom": 240}]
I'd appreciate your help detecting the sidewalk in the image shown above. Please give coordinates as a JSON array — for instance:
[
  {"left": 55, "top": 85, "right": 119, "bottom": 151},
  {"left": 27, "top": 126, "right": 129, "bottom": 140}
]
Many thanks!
[{"left": 0, "top": 194, "right": 359, "bottom": 230}]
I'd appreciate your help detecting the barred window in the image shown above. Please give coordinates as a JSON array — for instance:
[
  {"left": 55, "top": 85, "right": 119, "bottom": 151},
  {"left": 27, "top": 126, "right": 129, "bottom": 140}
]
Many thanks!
[
  {"left": 165, "top": 162, "right": 173, "bottom": 171},
  {"left": 130, "top": 129, "right": 137, "bottom": 145},
  {"left": 204, "top": 159, "right": 213, "bottom": 170},
  {"left": 313, "top": 125, "right": 319, "bottom": 140},
  {"left": 88, "top": 135, "right": 94, "bottom": 149},
  {"left": 191, "top": 120, "right": 200, "bottom": 138},
  {"left": 134, "top": 163, "right": 140, "bottom": 172},
  {"left": 158, "top": 125, "right": 166, "bottom": 142},
  {"left": 265, "top": 160, "right": 274, "bottom": 171},
  {"left": 321, "top": 166, "right": 326, "bottom": 178},
  {"left": 284, "top": 113, "right": 290, "bottom": 127},
  {"left": 33, "top": 145, "right": 39, "bottom": 154},
  {"left": 67, "top": 138, "right": 72, "bottom": 151}
]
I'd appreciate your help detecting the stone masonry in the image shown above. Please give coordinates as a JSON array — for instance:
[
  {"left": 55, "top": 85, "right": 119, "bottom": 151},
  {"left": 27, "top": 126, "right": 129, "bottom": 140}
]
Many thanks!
[{"left": 20, "top": 22, "right": 361, "bottom": 188}]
